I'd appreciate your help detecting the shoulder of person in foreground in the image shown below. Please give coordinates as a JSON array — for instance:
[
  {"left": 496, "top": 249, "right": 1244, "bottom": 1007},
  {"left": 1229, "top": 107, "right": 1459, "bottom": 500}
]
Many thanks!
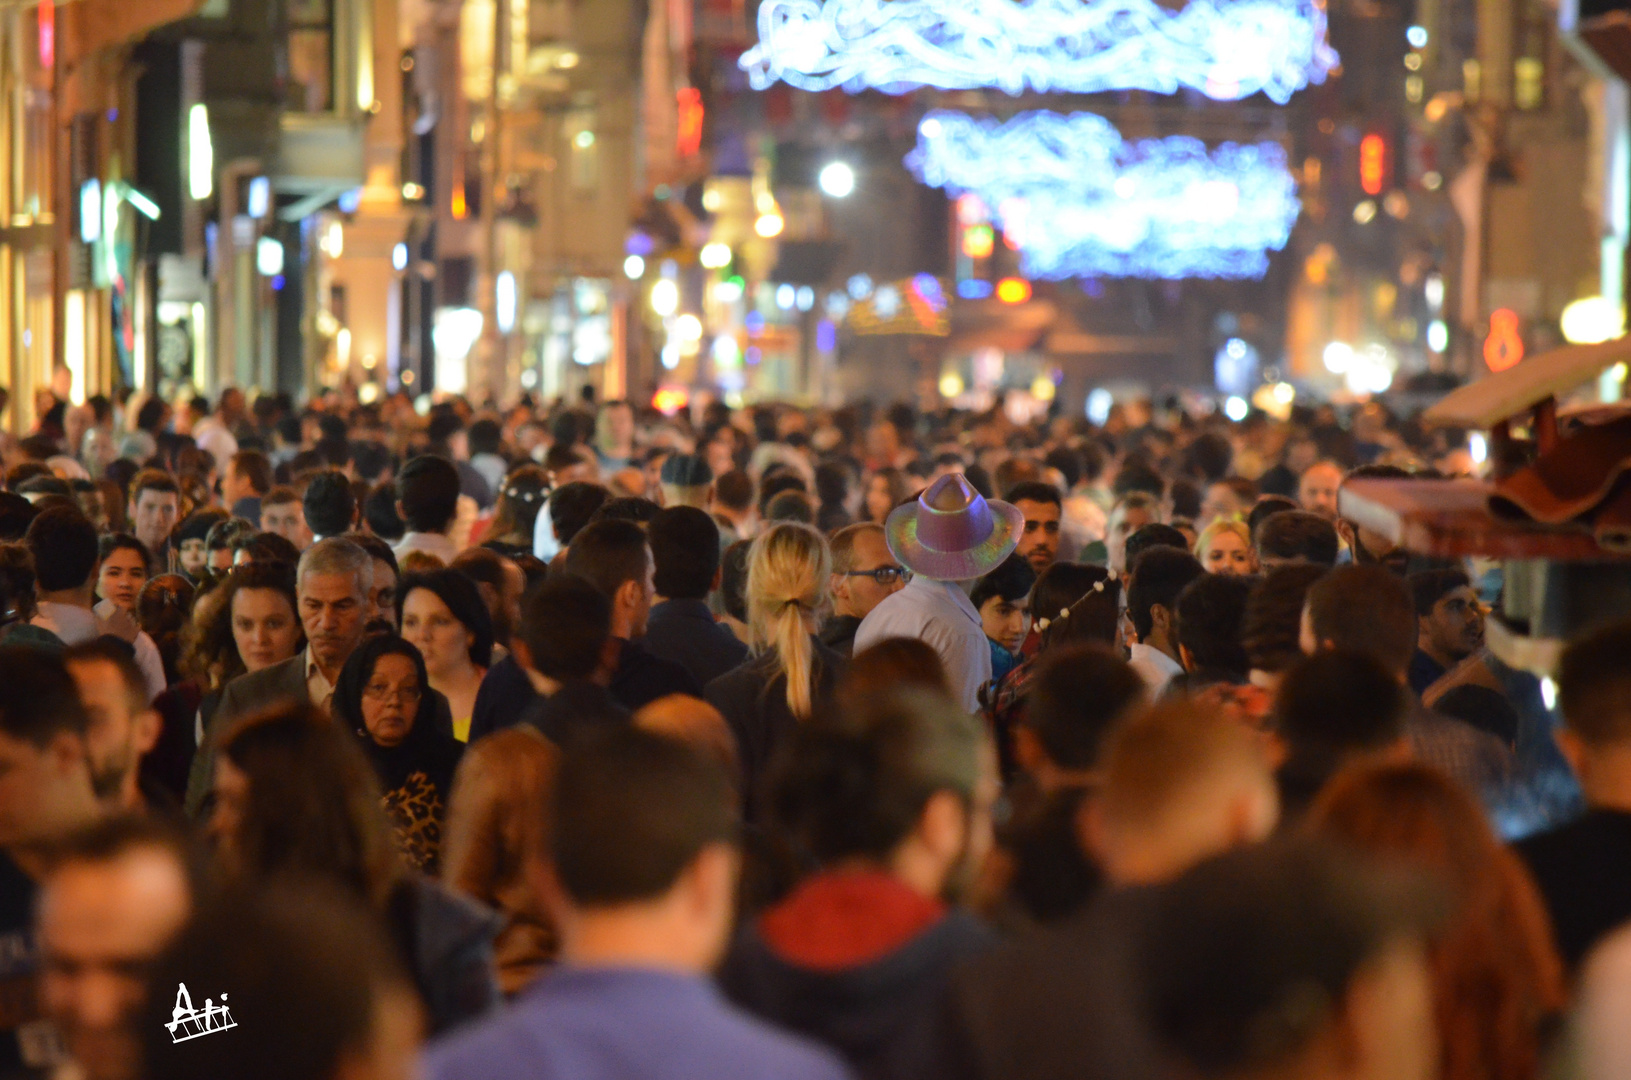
[{"left": 421, "top": 974, "right": 856, "bottom": 1080}]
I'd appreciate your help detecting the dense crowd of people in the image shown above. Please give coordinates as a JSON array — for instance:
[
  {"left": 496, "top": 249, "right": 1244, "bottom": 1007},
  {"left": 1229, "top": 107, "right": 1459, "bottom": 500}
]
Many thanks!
[{"left": 0, "top": 381, "right": 1625, "bottom": 1080}]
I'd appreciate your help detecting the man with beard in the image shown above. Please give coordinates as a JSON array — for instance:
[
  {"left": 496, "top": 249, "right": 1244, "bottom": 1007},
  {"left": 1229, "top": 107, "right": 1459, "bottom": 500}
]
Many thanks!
[
  {"left": 1407, "top": 569, "right": 1486, "bottom": 695},
  {"left": 37, "top": 816, "right": 193, "bottom": 1080},
  {"left": 63, "top": 643, "right": 165, "bottom": 814},
  {"left": 718, "top": 689, "right": 999, "bottom": 1080},
  {"left": 1003, "top": 482, "right": 1063, "bottom": 575}
]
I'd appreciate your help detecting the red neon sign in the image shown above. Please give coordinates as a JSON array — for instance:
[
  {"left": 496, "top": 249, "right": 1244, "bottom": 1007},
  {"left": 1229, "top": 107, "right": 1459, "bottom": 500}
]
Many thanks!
[
  {"left": 1359, "top": 134, "right": 1386, "bottom": 196},
  {"left": 676, "top": 88, "right": 704, "bottom": 158},
  {"left": 1484, "top": 309, "right": 1524, "bottom": 372},
  {"left": 38, "top": 0, "right": 54, "bottom": 69}
]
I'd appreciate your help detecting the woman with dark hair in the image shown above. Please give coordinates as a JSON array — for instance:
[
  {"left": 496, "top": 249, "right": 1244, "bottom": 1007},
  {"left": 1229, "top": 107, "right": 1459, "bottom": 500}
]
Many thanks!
[
  {"left": 96, "top": 533, "right": 150, "bottom": 613},
  {"left": 1306, "top": 762, "right": 1566, "bottom": 1080},
  {"left": 207, "top": 701, "right": 501, "bottom": 1033},
  {"left": 333, "top": 635, "right": 465, "bottom": 874},
  {"left": 171, "top": 561, "right": 305, "bottom": 806},
  {"left": 863, "top": 467, "right": 910, "bottom": 525},
  {"left": 480, "top": 465, "right": 550, "bottom": 558},
  {"left": 232, "top": 530, "right": 302, "bottom": 567},
  {"left": 0, "top": 541, "right": 60, "bottom": 651},
  {"left": 136, "top": 574, "right": 196, "bottom": 686},
  {"left": 984, "top": 563, "right": 1121, "bottom": 776},
  {"left": 399, "top": 570, "right": 493, "bottom": 743}
]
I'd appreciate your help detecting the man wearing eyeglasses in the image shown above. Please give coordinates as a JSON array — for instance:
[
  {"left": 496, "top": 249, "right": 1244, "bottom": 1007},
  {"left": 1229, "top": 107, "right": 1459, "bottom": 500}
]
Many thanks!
[{"left": 820, "top": 523, "right": 907, "bottom": 657}]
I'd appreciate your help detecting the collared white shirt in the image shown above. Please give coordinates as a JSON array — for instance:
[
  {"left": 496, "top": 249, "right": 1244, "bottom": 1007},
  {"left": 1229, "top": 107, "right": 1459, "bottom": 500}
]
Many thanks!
[
  {"left": 305, "top": 646, "right": 337, "bottom": 714},
  {"left": 35, "top": 601, "right": 168, "bottom": 702},
  {"left": 853, "top": 575, "right": 991, "bottom": 711},
  {"left": 1128, "top": 641, "right": 1186, "bottom": 695},
  {"left": 393, "top": 531, "right": 459, "bottom": 567}
]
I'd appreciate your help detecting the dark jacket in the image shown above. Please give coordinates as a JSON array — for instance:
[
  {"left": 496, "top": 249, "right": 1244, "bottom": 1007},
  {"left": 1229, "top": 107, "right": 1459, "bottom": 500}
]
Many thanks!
[
  {"left": 644, "top": 599, "right": 750, "bottom": 689},
  {"left": 705, "top": 638, "right": 845, "bottom": 820},
  {"left": 468, "top": 654, "right": 539, "bottom": 742},
  {"left": 186, "top": 654, "right": 310, "bottom": 815},
  {"left": 818, "top": 615, "right": 862, "bottom": 658},
  {"left": 918, "top": 888, "right": 1170, "bottom": 1080},
  {"left": 610, "top": 638, "right": 702, "bottom": 712},
  {"left": 520, "top": 679, "right": 631, "bottom": 747},
  {"left": 386, "top": 875, "right": 504, "bottom": 1035},
  {"left": 721, "top": 903, "right": 993, "bottom": 1080}
]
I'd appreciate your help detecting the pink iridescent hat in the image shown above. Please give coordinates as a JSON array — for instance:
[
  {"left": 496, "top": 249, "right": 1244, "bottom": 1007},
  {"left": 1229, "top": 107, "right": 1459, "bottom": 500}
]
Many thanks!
[{"left": 884, "top": 473, "right": 1023, "bottom": 581}]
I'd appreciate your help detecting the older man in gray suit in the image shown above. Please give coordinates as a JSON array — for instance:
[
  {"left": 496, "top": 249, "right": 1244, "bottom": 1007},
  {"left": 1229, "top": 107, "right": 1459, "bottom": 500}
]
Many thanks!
[{"left": 185, "top": 538, "right": 374, "bottom": 816}]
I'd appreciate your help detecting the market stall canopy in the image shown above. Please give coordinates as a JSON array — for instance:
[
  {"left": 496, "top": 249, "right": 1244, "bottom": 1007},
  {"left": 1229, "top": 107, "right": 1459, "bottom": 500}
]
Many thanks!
[{"left": 1422, "top": 336, "right": 1631, "bottom": 429}]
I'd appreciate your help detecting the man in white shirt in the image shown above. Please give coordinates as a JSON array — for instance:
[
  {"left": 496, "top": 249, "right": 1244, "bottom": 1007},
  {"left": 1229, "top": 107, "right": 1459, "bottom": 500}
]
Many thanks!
[
  {"left": 190, "top": 388, "right": 244, "bottom": 470},
  {"left": 393, "top": 455, "right": 462, "bottom": 566},
  {"left": 25, "top": 506, "right": 167, "bottom": 701},
  {"left": 853, "top": 474, "right": 1024, "bottom": 712},
  {"left": 1124, "top": 547, "right": 1205, "bottom": 695}
]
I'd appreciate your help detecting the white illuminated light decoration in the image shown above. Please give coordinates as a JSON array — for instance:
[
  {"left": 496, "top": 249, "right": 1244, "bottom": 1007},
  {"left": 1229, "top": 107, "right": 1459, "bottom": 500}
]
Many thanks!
[
  {"left": 188, "top": 104, "right": 214, "bottom": 201},
  {"left": 496, "top": 271, "right": 517, "bottom": 334},
  {"left": 908, "top": 111, "right": 1300, "bottom": 280},
  {"left": 741, "top": 0, "right": 1337, "bottom": 104}
]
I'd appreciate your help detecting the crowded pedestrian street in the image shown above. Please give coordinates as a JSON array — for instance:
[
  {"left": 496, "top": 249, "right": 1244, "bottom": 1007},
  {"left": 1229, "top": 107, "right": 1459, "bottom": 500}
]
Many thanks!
[{"left": 1, "top": 0, "right": 1631, "bottom": 1078}]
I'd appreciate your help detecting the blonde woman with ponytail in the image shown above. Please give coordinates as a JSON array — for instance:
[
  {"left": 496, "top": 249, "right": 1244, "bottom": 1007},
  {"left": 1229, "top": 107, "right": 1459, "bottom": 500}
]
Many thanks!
[{"left": 704, "top": 522, "right": 846, "bottom": 819}]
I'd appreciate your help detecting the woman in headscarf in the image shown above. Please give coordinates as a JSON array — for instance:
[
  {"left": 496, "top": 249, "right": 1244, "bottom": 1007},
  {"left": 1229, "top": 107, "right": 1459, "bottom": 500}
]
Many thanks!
[{"left": 333, "top": 634, "right": 465, "bottom": 875}]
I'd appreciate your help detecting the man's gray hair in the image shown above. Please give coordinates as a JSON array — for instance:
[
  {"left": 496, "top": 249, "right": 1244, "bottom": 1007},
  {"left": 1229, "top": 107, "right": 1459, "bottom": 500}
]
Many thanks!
[{"left": 297, "top": 537, "right": 373, "bottom": 597}]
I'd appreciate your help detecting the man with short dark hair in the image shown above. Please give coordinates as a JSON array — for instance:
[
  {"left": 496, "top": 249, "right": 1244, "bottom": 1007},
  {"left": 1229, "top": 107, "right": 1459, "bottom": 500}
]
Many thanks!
[
  {"left": 427, "top": 727, "right": 849, "bottom": 1080},
  {"left": 1407, "top": 568, "right": 1484, "bottom": 695},
  {"left": 1254, "top": 509, "right": 1340, "bottom": 570},
  {"left": 222, "top": 449, "right": 273, "bottom": 521},
  {"left": 644, "top": 507, "right": 748, "bottom": 688},
  {"left": 0, "top": 648, "right": 105, "bottom": 1075},
  {"left": 970, "top": 554, "right": 1035, "bottom": 683},
  {"left": 259, "top": 486, "right": 312, "bottom": 551},
  {"left": 713, "top": 469, "right": 757, "bottom": 541},
  {"left": 1518, "top": 621, "right": 1631, "bottom": 971},
  {"left": 562, "top": 519, "right": 700, "bottom": 711},
  {"left": 999, "top": 646, "right": 1144, "bottom": 923},
  {"left": 302, "top": 469, "right": 357, "bottom": 542},
  {"left": 821, "top": 523, "right": 906, "bottom": 657},
  {"left": 721, "top": 690, "right": 996, "bottom": 1079},
  {"left": 63, "top": 642, "right": 164, "bottom": 814},
  {"left": 450, "top": 547, "right": 524, "bottom": 647},
  {"left": 26, "top": 507, "right": 167, "bottom": 700},
  {"left": 1125, "top": 547, "right": 1205, "bottom": 693},
  {"left": 1273, "top": 650, "right": 1410, "bottom": 818},
  {"left": 126, "top": 470, "right": 179, "bottom": 573},
  {"left": 1003, "top": 481, "right": 1062, "bottom": 573},
  {"left": 394, "top": 454, "right": 462, "bottom": 564},
  {"left": 533, "top": 481, "right": 610, "bottom": 563},
  {"left": 38, "top": 816, "right": 194, "bottom": 1080},
  {"left": 1302, "top": 565, "right": 1512, "bottom": 807},
  {"left": 511, "top": 576, "right": 629, "bottom": 745},
  {"left": 660, "top": 454, "right": 714, "bottom": 511}
]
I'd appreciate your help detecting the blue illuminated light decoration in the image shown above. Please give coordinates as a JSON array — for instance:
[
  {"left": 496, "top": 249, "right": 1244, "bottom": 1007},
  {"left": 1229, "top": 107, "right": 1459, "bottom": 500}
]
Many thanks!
[
  {"left": 959, "top": 279, "right": 994, "bottom": 299},
  {"left": 907, "top": 111, "right": 1301, "bottom": 280},
  {"left": 741, "top": 0, "right": 1337, "bottom": 105}
]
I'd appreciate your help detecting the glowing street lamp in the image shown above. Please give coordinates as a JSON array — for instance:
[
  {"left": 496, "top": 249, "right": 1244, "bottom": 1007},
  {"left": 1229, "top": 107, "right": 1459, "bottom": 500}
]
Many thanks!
[{"left": 819, "top": 161, "right": 855, "bottom": 197}]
